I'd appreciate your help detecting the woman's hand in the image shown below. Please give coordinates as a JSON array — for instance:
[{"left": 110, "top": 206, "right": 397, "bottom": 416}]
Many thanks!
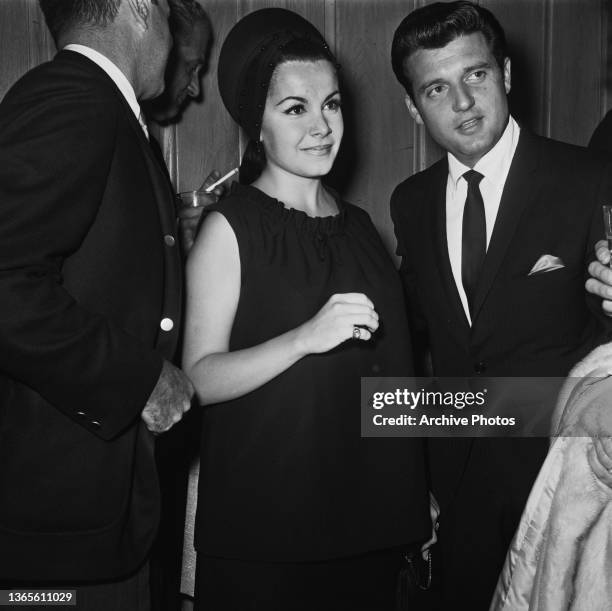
[{"left": 295, "top": 293, "right": 379, "bottom": 355}]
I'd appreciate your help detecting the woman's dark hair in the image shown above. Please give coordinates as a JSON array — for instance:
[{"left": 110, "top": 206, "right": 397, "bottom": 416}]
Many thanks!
[
  {"left": 391, "top": 1, "right": 507, "bottom": 97},
  {"left": 239, "top": 37, "right": 338, "bottom": 185}
]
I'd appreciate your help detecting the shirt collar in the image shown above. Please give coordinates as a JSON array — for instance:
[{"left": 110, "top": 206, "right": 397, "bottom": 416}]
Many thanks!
[
  {"left": 63, "top": 44, "right": 142, "bottom": 120},
  {"left": 447, "top": 116, "right": 520, "bottom": 187}
]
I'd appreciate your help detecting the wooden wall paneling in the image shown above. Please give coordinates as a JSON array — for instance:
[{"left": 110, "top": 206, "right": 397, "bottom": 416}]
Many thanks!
[
  {"left": 332, "top": 0, "right": 420, "bottom": 253},
  {"left": 604, "top": 0, "right": 611, "bottom": 114},
  {"left": 0, "top": 0, "right": 28, "bottom": 99},
  {"left": 587, "top": 0, "right": 609, "bottom": 126},
  {"left": 25, "top": 2, "right": 56, "bottom": 76},
  {"left": 548, "top": 0, "right": 605, "bottom": 145},
  {"left": 324, "top": 0, "right": 336, "bottom": 55},
  {"left": 238, "top": 0, "right": 326, "bottom": 31},
  {"left": 0, "top": 0, "right": 55, "bottom": 100},
  {"left": 603, "top": 0, "right": 611, "bottom": 114},
  {"left": 482, "top": 0, "right": 551, "bottom": 137},
  {"left": 0, "top": 0, "right": 24, "bottom": 98},
  {"left": 174, "top": 0, "right": 240, "bottom": 192}
]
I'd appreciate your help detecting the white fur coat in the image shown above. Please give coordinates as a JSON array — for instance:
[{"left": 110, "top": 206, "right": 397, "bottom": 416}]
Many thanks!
[{"left": 491, "top": 345, "right": 612, "bottom": 611}]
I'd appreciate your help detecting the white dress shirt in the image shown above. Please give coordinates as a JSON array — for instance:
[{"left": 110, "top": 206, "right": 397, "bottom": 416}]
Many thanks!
[
  {"left": 446, "top": 116, "right": 520, "bottom": 324},
  {"left": 63, "top": 44, "right": 148, "bottom": 138}
]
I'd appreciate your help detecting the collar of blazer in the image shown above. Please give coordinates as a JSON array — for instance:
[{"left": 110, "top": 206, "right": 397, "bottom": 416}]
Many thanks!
[
  {"left": 54, "top": 51, "right": 176, "bottom": 223},
  {"left": 427, "top": 128, "right": 541, "bottom": 332},
  {"left": 55, "top": 51, "right": 157, "bottom": 159}
]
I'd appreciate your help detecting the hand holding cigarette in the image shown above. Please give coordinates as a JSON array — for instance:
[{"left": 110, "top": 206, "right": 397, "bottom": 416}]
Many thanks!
[
  {"left": 201, "top": 167, "right": 239, "bottom": 193},
  {"left": 176, "top": 168, "right": 235, "bottom": 255}
]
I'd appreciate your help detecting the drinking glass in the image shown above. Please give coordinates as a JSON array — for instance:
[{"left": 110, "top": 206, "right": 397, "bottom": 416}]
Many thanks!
[{"left": 603, "top": 205, "right": 612, "bottom": 268}]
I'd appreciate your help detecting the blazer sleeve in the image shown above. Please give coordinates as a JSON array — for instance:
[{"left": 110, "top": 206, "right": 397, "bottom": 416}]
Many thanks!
[
  {"left": 0, "top": 77, "right": 163, "bottom": 440},
  {"left": 390, "top": 183, "right": 431, "bottom": 375}
]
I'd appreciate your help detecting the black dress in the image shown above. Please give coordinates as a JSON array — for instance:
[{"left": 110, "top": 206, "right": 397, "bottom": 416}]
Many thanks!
[{"left": 194, "top": 184, "right": 429, "bottom": 609}]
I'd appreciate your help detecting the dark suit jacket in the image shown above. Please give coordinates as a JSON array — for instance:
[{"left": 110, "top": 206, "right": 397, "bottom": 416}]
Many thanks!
[
  {"left": 391, "top": 128, "right": 612, "bottom": 508},
  {"left": 390, "top": 130, "right": 612, "bottom": 606},
  {"left": 0, "top": 51, "right": 182, "bottom": 581},
  {"left": 589, "top": 109, "right": 612, "bottom": 156}
]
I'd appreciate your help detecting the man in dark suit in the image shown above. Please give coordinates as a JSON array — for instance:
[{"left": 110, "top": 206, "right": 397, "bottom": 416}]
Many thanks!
[
  {"left": 389, "top": 2, "right": 612, "bottom": 608},
  {"left": 0, "top": 0, "right": 194, "bottom": 607},
  {"left": 589, "top": 110, "right": 612, "bottom": 157}
]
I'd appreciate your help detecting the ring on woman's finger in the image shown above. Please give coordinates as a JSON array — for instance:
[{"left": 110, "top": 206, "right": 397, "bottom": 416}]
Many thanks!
[{"left": 352, "top": 326, "right": 361, "bottom": 340}]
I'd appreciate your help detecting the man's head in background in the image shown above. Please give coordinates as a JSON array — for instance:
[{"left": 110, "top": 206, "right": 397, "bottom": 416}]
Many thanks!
[
  {"left": 147, "top": 0, "right": 211, "bottom": 123},
  {"left": 39, "top": 0, "right": 173, "bottom": 100}
]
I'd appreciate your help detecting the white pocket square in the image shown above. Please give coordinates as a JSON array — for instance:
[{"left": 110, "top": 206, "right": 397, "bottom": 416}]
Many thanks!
[{"left": 528, "top": 254, "right": 565, "bottom": 276}]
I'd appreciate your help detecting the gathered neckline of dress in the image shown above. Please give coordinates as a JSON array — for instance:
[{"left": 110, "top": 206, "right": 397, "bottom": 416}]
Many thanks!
[{"left": 230, "top": 182, "right": 347, "bottom": 236}]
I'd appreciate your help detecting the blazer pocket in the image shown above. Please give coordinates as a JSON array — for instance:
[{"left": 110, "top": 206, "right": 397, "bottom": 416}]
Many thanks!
[{"left": 521, "top": 267, "right": 576, "bottom": 298}]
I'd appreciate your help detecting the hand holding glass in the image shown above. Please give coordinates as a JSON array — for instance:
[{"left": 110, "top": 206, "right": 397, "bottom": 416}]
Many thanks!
[{"left": 603, "top": 205, "right": 612, "bottom": 268}]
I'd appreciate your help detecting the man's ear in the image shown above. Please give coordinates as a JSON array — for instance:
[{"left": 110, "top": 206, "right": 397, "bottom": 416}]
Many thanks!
[
  {"left": 503, "top": 57, "right": 511, "bottom": 95},
  {"left": 404, "top": 94, "right": 424, "bottom": 125}
]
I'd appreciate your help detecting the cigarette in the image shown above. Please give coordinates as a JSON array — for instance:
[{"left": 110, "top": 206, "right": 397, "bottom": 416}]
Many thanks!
[{"left": 203, "top": 167, "right": 239, "bottom": 193}]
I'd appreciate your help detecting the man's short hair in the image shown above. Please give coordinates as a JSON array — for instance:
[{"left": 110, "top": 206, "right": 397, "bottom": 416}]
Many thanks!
[
  {"left": 391, "top": 1, "right": 507, "bottom": 96},
  {"left": 39, "top": 0, "right": 122, "bottom": 43},
  {"left": 168, "top": 0, "right": 209, "bottom": 39}
]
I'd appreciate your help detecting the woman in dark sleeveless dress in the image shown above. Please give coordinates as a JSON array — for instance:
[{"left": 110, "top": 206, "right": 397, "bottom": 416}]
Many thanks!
[{"left": 182, "top": 8, "right": 431, "bottom": 610}]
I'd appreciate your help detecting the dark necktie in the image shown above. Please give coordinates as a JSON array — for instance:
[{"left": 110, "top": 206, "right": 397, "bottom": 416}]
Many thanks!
[{"left": 461, "top": 170, "right": 486, "bottom": 316}]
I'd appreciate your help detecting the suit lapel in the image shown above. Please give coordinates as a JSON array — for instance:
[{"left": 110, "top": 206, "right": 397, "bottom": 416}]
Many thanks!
[
  {"left": 471, "top": 131, "right": 540, "bottom": 322},
  {"left": 114, "top": 88, "right": 178, "bottom": 233},
  {"left": 57, "top": 50, "right": 176, "bottom": 216},
  {"left": 133, "top": 125, "right": 183, "bottom": 355},
  {"left": 115, "top": 89, "right": 183, "bottom": 356},
  {"left": 429, "top": 160, "right": 472, "bottom": 337}
]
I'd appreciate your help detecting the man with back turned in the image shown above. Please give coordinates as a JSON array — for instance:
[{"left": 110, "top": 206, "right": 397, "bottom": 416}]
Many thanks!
[
  {"left": 0, "top": 1, "right": 193, "bottom": 607},
  {"left": 390, "top": 2, "right": 612, "bottom": 607}
]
